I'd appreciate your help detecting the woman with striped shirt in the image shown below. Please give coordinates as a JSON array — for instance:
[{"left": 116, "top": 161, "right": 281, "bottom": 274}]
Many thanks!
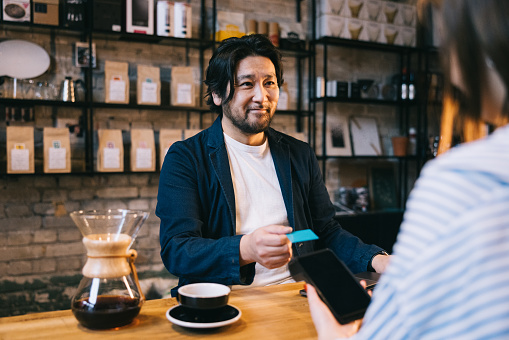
[{"left": 307, "top": 0, "right": 509, "bottom": 338}]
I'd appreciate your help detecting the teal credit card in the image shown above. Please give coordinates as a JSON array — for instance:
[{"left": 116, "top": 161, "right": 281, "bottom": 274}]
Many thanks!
[{"left": 286, "top": 229, "right": 319, "bottom": 243}]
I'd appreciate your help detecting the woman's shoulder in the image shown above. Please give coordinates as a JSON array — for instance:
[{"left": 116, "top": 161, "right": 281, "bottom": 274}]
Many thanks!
[{"left": 422, "top": 125, "right": 509, "bottom": 180}]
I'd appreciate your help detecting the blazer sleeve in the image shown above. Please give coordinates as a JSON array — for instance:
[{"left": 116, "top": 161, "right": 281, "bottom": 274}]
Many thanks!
[
  {"left": 305, "top": 144, "right": 383, "bottom": 273},
  {"left": 156, "top": 141, "right": 255, "bottom": 287}
]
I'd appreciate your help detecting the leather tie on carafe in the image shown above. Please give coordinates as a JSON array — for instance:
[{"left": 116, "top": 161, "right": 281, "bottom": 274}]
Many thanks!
[{"left": 86, "top": 249, "right": 145, "bottom": 303}]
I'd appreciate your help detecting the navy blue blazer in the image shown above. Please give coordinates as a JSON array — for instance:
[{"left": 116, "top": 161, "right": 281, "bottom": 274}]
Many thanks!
[{"left": 156, "top": 115, "right": 382, "bottom": 294}]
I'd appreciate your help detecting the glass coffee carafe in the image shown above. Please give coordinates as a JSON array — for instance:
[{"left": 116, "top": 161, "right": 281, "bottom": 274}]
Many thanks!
[{"left": 70, "top": 209, "right": 149, "bottom": 329}]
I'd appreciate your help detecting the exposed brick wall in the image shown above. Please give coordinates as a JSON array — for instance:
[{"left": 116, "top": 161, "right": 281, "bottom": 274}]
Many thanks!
[
  {"left": 0, "top": 0, "right": 421, "bottom": 317},
  {"left": 0, "top": 173, "right": 172, "bottom": 316}
]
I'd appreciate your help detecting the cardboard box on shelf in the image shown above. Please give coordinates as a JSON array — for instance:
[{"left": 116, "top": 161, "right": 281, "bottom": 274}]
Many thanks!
[
  {"left": 33, "top": 0, "right": 59, "bottom": 26},
  {"left": 317, "top": 14, "right": 345, "bottom": 38},
  {"left": 318, "top": 0, "right": 345, "bottom": 16},
  {"left": 93, "top": 0, "right": 122, "bottom": 32}
]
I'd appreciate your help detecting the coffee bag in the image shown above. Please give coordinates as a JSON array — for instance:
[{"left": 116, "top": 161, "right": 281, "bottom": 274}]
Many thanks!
[
  {"left": 105, "top": 60, "right": 129, "bottom": 104},
  {"left": 130, "top": 128, "right": 155, "bottom": 171},
  {"left": 137, "top": 64, "right": 161, "bottom": 105},
  {"left": 170, "top": 66, "right": 195, "bottom": 107},
  {"left": 43, "top": 127, "right": 71, "bottom": 173},
  {"left": 97, "top": 129, "right": 124, "bottom": 172},
  {"left": 158, "top": 129, "right": 182, "bottom": 169},
  {"left": 6, "top": 126, "right": 34, "bottom": 173}
]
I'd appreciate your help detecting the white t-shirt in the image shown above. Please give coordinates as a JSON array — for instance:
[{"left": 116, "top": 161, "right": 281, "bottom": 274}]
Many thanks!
[{"left": 223, "top": 132, "right": 293, "bottom": 289}]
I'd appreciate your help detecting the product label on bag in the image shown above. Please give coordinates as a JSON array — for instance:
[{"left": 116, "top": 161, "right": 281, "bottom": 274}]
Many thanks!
[
  {"left": 49, "top": 140, "right": 66, "bottom": 169},
  {"left": 136, "top": 147, "right": 152, "bottom": 169},
  {"left": 177, "top": 83, "right": 192, "bottom": 104},
  {"left": 142, "top": 81, "right": 158, "bottom": 103},
  {"left": 103, "top": 144, "right": 120, "bottom": 169},
  {"left": 11, "top": 144, "right": 29, "bottom": 171},
  {"left": 109, "top": 77, "right": 126, "bottom": 102}
]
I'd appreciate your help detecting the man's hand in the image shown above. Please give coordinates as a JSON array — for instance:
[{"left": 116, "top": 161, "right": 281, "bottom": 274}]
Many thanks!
[
  {"left": 239, "top": 225, "right": 293, "bottom": 269},
  {"left": 371, "top": 253, "right": 391, "bottom": 273}
]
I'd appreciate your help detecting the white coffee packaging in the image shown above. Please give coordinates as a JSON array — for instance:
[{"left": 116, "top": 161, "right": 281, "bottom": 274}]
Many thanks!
[
  {"left": 318, "top": 0, "right": 345, "bottom": 16},
  {"left": 157, "top": 1, "right": 173, "bottom": 37},
  {"left": 360, "top": 0, "right": 382, "bottom": 22},
  {"left": 346, "top": 18, "right": 364, "bottom": 40},
  {"left": 381, "top": 1, "right": 401, "bottom": 25},
  {"left": 400, "top": 27, "right": 416, "bottom": 47},
  {"left": 173, "top": 2, "right": 192, "bottom": 38},
  {"left": 345, "top": 0, "right": 364, "bottom": 18},
  {"left": 401, "top": 4, "right": 416, "bottom": 27},
  {"left": 381, "top": 23, "right": 400, "bottom": 45},
  {"left": 317, "top": 14, "right": 345, "bottom": 38}
]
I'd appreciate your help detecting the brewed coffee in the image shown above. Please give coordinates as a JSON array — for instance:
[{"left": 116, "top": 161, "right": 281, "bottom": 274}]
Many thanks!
[{"left": 72, "top": 295, "right": 141, "bottom": 329}]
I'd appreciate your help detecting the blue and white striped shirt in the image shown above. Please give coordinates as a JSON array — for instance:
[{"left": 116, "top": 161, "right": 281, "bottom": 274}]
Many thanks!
[{"left": 355, "top": 124, "right": 509, "bottom": 339}]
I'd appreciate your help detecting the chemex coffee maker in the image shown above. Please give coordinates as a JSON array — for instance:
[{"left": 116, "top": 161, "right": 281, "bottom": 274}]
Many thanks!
[{"left": 70, "top": 209, "right": 149, "bottom": 329}]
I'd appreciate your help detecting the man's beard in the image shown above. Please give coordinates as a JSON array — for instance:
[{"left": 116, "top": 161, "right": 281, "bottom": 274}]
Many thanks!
[{"left": 223, "top": 104, "right": 274, "bottom": 134}]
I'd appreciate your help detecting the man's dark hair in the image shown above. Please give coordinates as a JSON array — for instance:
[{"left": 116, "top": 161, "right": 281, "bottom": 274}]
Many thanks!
[{"left": 204, "top": 34, "right": 284, "bottom": 114}]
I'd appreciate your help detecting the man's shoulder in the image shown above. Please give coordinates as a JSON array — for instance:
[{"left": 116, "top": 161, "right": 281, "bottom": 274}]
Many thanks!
[{"left": 267, "top": 128, "right": 310, "bottom": 147}]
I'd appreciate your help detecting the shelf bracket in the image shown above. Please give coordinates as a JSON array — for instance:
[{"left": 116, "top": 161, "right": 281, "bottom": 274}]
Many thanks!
[{"left": 296, "top": 0, "right": 303, "bottom": 22}]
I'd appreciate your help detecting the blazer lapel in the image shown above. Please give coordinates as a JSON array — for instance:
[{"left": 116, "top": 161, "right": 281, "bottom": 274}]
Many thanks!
[
  {"left": 208, "top": 116, "right": 237, "bottom": 233},
  {"left": 268, "top": 130, "right": 295, "bottom": 229}
]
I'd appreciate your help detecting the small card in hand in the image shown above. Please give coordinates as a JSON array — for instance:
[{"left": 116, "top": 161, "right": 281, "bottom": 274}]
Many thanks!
[{"left": 286, "top": 229, "right": 319, "bottom": 243}]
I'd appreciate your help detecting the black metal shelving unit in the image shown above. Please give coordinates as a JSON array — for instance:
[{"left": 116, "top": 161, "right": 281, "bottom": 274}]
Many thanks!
[
  {"left": 310, "top": 0, "right": 426, "bottom": 212},
  {"left": 0, "top": 0, "right": 313, "bottom": 176}
]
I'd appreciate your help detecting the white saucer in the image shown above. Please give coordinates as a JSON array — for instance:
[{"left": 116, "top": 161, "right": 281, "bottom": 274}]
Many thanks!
[{"left": 166, "top": 304, "right": 241, "bottom": 329}]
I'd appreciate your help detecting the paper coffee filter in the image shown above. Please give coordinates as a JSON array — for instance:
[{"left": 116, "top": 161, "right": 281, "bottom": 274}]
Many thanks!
[{"left": 0, "top": 39, "right": 50, "bottom": 79}]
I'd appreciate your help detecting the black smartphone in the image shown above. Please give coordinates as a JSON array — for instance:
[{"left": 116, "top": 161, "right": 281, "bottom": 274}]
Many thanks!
[{"left": 289, "top": 249, "right": 371, "bottom": 324}]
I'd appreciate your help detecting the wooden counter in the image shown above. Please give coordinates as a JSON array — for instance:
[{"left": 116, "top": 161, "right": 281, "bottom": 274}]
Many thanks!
[{"left": 0, "top": 282, "right": 317, "bottom": 340}]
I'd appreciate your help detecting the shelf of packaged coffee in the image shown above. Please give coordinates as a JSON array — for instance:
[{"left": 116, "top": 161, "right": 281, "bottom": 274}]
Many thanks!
[
  {"left": 0, "top": 98, "right": 88, "bottom": 108},
  {"left": 91, "top": 31, "right": 214, "bottom": 49},
  {"left": 0, "top": 22, "right": 87, "bottom": 37},
  {"left": 313, "top": 37, "right": 418, "bottom": 53},
  {"left": 313, "top": 96, "right": 416, "bottom": 106},
  {"left": 91, "top": 102, "right": 211, "bottom": 112}
]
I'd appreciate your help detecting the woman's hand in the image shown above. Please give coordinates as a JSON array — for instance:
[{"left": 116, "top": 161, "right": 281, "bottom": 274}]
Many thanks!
[{"left": 307, "top": 282, "right": 371, "bottom": 340}]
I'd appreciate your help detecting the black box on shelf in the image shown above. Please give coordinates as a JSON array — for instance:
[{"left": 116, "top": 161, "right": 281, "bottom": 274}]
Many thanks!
[
  {"left": 337, "top": 81, "right": 349, "bottom": 98},
  {"left": 348, "top": 82, "right": 360, "bottom": 99},
  {"left": 33, "top": 0, "right": 59, "bottom": 26},
  {"left": 61, "top": 0, "right": 87, "bottom": 29},
  {"left": 93, "top": 0, "right": 122, "bottom": 32}
]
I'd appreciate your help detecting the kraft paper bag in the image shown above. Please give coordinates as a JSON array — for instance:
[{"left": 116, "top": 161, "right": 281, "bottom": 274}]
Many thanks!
[
  {"left": 159, "top": 129, "right": 182, "bottom": 169},
  {"left": 97, "top": 129, "right": 124, "bottom": 172},
  {"left": 137, "top": 64, "right": 161, "bottom": 105},
  {"left": 43, "top": 127, "right": 71, "bottom": 173},
  {"left": 170, "top": 66, "right": 195, "bottom": 107},
  {"left": 130, "top": 128, "right": 156, "bottom": 172},
  {"left": 105, "top": 60, "right": 129, "bottom": 104},
  {"left": 7, "top": 126, "right": 34, "bottom": 174}
]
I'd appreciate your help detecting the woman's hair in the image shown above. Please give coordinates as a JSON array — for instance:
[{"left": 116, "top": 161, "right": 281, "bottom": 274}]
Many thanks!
[
  {"left": 434, "top": 0, "right": 509, "bottom": 120},
  {"left": 204, "top": 34, "right": 284, "bottom": 114}
]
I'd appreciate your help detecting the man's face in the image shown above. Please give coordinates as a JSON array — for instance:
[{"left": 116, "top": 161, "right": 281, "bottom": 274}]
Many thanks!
[{"left": 214, "top": 56, "right": 279, "bottom": 135}]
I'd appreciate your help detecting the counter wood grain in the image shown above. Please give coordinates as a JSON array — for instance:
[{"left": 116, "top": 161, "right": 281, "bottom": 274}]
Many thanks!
[{"left": 0, "top": 282, "right": 317, "bottom": 340}]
